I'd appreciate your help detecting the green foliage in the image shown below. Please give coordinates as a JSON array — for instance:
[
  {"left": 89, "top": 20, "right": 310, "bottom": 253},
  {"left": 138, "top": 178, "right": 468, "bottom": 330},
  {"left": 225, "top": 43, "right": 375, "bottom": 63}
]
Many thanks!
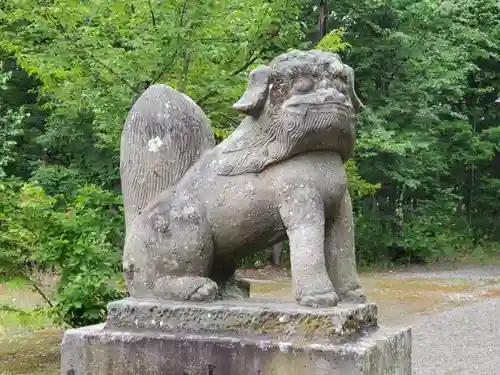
[
  {"left": 0, "top": 65, "right": 29, "bottom": 178},
  {"left": 315, "top": 28, "right": 350, "bottom": 53},
  {"left": 0, "top": 179, "right": 126, "bottom": 327},
  {"left": 0, "top": 0, "right": 305, "bottom": 151},
  {"left": 345, "top": 160, "right": 380, "bottom": 199},
  {"left": 0, "top": 179, "right": 34, "bottom": 277},
  {"left": 25, "top": 184, "right": 126, "bottom": 327}
]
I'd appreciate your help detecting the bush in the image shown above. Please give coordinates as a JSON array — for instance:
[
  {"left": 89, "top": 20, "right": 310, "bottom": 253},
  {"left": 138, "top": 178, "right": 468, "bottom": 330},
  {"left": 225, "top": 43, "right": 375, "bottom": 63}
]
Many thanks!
[{"left": 0, "top": 180, "right": 127, "bottom": 328}]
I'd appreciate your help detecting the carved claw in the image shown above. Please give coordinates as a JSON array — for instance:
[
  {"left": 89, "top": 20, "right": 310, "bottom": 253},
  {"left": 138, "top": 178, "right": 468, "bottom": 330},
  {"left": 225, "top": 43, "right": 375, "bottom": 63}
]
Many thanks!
[
  {"left": 339, "top": 288, "right": 366, "bottom": 304},
  {"left": 298, "top": 289, "right": 339, "bottom": 308},
  {"left": 153, "top": 276, "right": 218, "bottom": 302},
  {"left": 188, "top": 279, "right": 219, "bottom": 302}
]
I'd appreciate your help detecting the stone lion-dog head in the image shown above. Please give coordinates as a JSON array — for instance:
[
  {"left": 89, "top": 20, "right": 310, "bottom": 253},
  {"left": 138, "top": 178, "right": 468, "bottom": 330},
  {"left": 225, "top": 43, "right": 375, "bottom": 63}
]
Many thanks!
[{"left": 218, "top": 49, "right": 364, "bottom": 176}]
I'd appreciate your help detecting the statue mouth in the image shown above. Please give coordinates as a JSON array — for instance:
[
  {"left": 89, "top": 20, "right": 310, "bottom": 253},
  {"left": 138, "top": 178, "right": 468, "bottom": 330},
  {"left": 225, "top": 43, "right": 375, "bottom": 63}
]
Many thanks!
[
  {"left": 306, "top": 102, "right": 353, "bottom": 114},
  {"left": 287, "top": 102, "right": 353, "bottom": 114}
]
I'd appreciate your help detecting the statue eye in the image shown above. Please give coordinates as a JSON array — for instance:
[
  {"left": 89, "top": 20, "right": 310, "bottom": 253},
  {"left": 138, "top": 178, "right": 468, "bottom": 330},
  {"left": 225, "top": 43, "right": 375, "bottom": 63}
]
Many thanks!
[{"left": 293, "top": 77, "right": 314, "bottom": 93}]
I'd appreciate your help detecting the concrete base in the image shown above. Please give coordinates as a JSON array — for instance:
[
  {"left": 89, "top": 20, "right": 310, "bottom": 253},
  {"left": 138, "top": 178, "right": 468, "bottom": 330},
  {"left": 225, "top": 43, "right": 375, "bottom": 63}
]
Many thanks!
[
  {"left": 61, "top": 323, "right": 411, "bottom": 375},
  {"left": 105, "top": 298, "right": 378, "bottom": 340},
  {"left": 61, "top": 298, "right": 411, "bottom": 375}
]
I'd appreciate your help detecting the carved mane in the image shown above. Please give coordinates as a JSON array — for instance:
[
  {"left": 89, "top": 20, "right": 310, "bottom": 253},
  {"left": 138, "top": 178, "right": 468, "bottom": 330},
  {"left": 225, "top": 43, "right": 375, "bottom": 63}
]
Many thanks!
[{"left": 217, "top": 110, "right": 355, "bottom": 176}]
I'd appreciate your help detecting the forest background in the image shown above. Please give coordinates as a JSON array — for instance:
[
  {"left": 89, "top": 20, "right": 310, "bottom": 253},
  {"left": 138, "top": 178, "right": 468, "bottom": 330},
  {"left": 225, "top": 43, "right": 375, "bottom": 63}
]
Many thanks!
[{"left": 0, "top": 0, "right": 499, "bottom": 328}]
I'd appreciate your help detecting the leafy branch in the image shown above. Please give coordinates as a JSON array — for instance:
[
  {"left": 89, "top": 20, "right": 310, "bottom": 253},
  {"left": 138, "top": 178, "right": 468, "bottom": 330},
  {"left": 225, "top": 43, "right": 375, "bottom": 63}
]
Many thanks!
[
  {"left": 147, "top": 0, "right": 157, "bottom": 28},
  {"left": 41, "top": 11, "right": 139, "bottom": 94},
  {"left": 147, "top": 0, "right": 189, "bottom": 88}
]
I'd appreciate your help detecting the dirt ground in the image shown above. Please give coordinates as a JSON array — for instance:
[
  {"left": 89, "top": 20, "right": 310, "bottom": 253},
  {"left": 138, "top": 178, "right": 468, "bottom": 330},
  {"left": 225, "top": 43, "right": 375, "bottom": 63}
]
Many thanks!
[{"left": 0, "top": 275, "right": 61, "bottom": 375}]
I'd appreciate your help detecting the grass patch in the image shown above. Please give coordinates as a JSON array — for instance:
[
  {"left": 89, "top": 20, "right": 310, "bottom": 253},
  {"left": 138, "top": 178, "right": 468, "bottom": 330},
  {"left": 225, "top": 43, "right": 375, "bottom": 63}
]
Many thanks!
[
  {"left": 0, "top": 283, "right": 55, "bottom": 337},
  {"left": 0, "top": 281, "right": 61, "bottom": 375},
  {"left": 0, "top": 309, "right": 53, "bottom": 338}
]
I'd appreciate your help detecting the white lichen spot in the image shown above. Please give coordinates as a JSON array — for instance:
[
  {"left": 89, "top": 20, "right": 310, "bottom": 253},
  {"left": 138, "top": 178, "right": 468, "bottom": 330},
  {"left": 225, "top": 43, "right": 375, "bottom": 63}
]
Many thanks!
[
  {"left": 278, "top": 342, "right": 292, "bottom": 353},
  {"left": 151, "top": 319, "right": 156, "bottom": 325},
  {"left": 183, "top": 205, "right": 196, "bottom": 215},
  {"left": 159, "top": 321, "right": 165, "bottom": 327},
  {"left": 134, "top": 319, "right": 139, "bottom": 326},
  {"left": 148, "top": 136, "right": 164, "bottom": 153},
  {"left": 245, "top": 181, "right": 256, "bottom": 193},
  {"left": 257, "top": 341, "right": 272, "bottom": 351}
]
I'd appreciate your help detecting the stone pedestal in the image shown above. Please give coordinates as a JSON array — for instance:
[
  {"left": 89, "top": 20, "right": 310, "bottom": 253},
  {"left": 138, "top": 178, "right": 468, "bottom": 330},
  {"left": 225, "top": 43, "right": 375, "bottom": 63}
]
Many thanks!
[{"left": 61, "top": 298, "right": 412, "bottom": 375}]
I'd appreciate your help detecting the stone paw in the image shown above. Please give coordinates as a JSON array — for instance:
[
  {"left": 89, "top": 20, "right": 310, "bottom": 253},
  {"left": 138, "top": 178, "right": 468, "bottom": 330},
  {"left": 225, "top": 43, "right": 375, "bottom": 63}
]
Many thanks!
[
  {"left": 153, "top": 276, "right": 218, "bottom": 302},
  {"left": 298, "top": 289, "right": 339, "bottom": 308},
  {"left": 189, "top": 278, "right": 219, "bottom": 302},
  {"left": 340, "top": 288, "right": 366, "bottom": 304}
]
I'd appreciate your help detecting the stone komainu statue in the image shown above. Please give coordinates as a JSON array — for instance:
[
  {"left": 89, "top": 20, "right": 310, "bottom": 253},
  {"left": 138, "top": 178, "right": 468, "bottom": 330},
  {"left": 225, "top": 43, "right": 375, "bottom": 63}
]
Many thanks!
[{"left": 121, "top": 50, "right": 366, "bottom": 308}]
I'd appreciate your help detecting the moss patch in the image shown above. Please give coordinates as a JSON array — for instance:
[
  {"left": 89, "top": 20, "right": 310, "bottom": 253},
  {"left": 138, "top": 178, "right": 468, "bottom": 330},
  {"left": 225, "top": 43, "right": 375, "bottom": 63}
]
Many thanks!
[
  {"left": 251, "top": 280, "right": 293, "bottom": 297},
  {"left": 374, "top": 277, "right": 473, "bottom": 292},
  {"left": 0, "top": 329, "right": 62, "bottom": 375}
]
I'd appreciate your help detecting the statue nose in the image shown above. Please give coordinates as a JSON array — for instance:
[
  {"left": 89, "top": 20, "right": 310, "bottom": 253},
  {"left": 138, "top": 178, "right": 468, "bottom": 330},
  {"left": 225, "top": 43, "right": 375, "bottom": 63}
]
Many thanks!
[{"left": 324, "top": 88, "right": 346, "bottom": 103}]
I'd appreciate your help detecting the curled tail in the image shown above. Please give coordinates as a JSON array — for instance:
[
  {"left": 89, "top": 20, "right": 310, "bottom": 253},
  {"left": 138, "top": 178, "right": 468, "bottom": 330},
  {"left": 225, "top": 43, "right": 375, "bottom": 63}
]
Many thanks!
[{"left": 120, "top": 84, "right": 215, "bottom": 230}]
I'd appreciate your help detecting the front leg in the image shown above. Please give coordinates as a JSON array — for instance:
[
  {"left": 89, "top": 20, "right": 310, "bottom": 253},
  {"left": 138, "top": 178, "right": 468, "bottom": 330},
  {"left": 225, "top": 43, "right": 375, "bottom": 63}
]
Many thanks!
[
  {"left": 279, "top": 191, "right": 338, "bottom": 308},
  {"left": 325, "top": 191, "right": 366, "bottom": 303}
]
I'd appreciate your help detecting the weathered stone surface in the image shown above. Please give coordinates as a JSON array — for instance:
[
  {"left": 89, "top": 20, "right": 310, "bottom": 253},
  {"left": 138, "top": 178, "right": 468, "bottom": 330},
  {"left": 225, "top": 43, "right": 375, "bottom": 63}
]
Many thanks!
[
  {"left": 120, "top": 49, "right": 366, "bottom": 308},
  {"left": 61, "top": 323, "right": 411, "bottom": 375},
  {"left": 105, "top": 298, "right": 377, "bottom": 340}
]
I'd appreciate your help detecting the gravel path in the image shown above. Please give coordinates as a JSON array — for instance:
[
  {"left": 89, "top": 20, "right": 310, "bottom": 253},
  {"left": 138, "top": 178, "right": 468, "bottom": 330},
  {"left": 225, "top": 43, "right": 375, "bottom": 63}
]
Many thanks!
[
  {"left": 400, "top": 264, "right": 500, "bottom": 375},
  {"left": 412, "top": 298, "right": 500, "bottom": 375},
  {"left": 382, "top": 263, "right": 500, "bottom": 281}
]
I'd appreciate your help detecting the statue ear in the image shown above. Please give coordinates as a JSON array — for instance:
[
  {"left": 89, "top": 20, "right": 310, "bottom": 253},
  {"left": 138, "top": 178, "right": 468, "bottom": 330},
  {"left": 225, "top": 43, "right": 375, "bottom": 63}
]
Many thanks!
[
  {"left": 233, "top": 66, "right": 271, "bottom": 117},
  {"left": 343, "top": 64, "right": 365, "bottom": 114}
]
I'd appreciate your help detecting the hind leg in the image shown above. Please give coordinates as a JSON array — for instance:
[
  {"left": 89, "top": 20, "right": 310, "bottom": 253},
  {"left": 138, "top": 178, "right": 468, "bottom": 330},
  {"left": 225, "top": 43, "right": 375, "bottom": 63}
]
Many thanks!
[
  {"left": 125, "top": 207, "right": 219, "bottom": 302},
  {"left": 126, "top": 243, "right": 218, "bottom": 302},
  {"left": 152, "top": 226, "right": 219, "bottom": 302}
]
